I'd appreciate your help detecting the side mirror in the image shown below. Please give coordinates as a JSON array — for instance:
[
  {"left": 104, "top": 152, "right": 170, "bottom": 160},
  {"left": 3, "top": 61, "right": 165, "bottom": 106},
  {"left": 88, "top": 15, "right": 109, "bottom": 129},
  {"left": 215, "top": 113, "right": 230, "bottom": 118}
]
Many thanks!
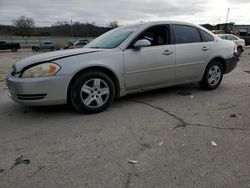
[{"left": 134, "top": 39, "right": 151, "bottom": 49}]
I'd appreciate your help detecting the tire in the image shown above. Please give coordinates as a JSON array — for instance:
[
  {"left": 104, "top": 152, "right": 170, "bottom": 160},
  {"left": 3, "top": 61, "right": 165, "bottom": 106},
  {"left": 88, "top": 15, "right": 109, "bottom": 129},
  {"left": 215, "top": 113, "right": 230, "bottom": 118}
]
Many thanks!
[
  {"left": 199, "top": 60, "right": 223, "bottom": 90},
  {"left": 34, "top": 47, "right": 39, "bottom": 52},
  {"left": 70, "top": 71, "right": 115, "bottom": 114},
  {"left": 50, "top": 47, "right": 55, "bottom": 51},
  {"left": 11, "top": 48, "right": 17, "bottom": 52}
]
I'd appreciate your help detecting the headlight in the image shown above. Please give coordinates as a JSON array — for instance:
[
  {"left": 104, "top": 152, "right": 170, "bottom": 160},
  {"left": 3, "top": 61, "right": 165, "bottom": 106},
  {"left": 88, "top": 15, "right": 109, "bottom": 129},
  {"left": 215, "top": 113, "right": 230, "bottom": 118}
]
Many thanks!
[{"left": 21, "top": 62, "right": 60, "bottom": 78}]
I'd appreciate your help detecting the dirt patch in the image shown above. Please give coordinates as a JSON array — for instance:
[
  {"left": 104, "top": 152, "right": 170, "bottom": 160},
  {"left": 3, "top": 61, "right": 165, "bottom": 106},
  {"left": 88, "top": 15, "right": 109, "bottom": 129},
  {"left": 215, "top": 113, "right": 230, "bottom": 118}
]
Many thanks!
[{"left": 141, "top": 143, "right": 152, "bottom": 151}]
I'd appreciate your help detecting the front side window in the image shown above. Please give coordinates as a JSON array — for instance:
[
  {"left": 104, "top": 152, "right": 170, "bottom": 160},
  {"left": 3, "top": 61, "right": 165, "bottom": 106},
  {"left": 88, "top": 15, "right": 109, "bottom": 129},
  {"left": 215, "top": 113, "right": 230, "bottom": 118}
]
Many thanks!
[
  {"left": 173, "top": 25, "right": 201, "bottom": 44},
  {"left": 128, "top": 25, "right": 170, "bottom": 48}
]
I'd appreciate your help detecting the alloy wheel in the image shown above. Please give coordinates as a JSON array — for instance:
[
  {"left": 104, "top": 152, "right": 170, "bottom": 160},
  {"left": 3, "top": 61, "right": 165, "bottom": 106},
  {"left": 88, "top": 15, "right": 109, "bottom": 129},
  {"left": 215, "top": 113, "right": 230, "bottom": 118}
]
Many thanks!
[
  {"left": 80, "top": 78, "right": 110, "bottom": 108},
  {"left": 207, "top": 65, "right": 222, "bottom": 87}
]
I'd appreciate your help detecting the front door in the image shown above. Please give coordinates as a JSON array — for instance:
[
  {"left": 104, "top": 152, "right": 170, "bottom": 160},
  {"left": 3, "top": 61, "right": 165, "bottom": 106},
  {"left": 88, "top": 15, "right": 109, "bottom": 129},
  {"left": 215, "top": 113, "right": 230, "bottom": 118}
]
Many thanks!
[{"left": 124, "top": 25, "right": 175, "bottom": 90}]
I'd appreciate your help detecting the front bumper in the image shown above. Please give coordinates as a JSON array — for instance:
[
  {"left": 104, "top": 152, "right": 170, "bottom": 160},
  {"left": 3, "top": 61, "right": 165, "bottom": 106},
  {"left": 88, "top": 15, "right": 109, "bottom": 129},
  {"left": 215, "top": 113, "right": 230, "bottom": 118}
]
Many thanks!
[
  {"left": 6, "top": 74, "right": 71, "bottom": 106},
  {"left": 224, "top": 53, "right": 239, "bottom": 74}
]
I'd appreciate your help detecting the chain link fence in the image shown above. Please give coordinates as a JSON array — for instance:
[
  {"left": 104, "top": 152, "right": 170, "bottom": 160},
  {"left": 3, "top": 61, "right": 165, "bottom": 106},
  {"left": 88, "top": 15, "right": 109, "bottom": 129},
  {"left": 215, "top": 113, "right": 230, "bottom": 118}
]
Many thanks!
[{"left": 0, "top": 36, "right": 95, "bottom": 48}]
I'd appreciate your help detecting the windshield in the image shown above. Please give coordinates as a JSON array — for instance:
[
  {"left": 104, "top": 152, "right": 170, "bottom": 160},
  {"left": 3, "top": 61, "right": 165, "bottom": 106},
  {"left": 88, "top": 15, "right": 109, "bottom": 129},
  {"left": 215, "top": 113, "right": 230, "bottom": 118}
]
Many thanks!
[{"left": 85, "top": 25, "right": 141, "bottom": 49}]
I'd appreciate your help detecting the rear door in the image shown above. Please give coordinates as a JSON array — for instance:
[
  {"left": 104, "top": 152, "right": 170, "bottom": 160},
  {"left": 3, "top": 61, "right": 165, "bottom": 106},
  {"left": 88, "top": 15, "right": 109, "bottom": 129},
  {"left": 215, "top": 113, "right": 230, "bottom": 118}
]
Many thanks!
[{"left": 173, "top": 25, "right": 211, "bottom": 82}]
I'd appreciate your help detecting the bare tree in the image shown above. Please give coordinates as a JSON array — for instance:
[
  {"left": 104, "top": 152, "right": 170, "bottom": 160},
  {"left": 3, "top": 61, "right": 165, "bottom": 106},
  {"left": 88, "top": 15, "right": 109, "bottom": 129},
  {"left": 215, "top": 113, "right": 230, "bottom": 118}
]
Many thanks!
[
  {"left": 52, "top": 21, "right": 71, "bottom": 36},
  {"left": 108, "top": 21, "right": 119, "bottom": 28},
  {"left": 12, "top": 16, "right": 35, "bottom": 37}
]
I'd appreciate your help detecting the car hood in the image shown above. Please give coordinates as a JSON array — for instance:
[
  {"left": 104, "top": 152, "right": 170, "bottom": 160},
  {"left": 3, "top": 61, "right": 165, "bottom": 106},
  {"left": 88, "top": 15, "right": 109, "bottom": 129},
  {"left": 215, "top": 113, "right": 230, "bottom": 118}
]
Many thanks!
[{"left": 13, "top": 48, "right": 103, "bottom": 72}]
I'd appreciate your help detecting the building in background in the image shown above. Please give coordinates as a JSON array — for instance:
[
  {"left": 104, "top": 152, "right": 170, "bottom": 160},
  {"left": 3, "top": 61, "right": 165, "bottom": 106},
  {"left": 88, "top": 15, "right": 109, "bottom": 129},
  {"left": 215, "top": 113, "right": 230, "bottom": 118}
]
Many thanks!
[
  {"left": 201, "top": 23, "right": 250, "bottom": 37},
  {"left": 233, "top": 25, "right": 250, "bottom": 36}
]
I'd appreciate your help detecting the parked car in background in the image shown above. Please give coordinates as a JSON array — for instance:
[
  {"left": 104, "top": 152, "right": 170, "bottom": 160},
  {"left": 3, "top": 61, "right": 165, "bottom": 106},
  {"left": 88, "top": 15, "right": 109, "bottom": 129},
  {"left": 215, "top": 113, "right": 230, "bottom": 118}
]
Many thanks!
[
  {"left": 240, "top": 32, "right": 250, "bottom": 46},
  {"left": 0, "top": 41, "right": 20, "bottom": 52},
  {"left": 217, "top": 34, "right": 246, "bottom": 55},
  {"left": 32, "top": 41, "right": 56, "bottom": 51},
  {"left": 64, "top": 39, "right": 89, "bottom": 49},
  {"left": 74, "top": 39, "right": 89, "bottom": 48},
  {"left": 7, "top": 21, "right": 238, "bottom": 114}
]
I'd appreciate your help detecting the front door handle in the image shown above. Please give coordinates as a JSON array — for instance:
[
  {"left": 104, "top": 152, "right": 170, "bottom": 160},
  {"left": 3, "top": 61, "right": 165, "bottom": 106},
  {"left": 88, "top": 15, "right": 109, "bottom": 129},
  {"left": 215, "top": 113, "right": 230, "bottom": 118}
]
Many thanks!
[
  {"left": 202, "top": 46, "right": 210, "bottom": 51},
  {"left": 162, "top": 50, "right": 173, "bottom": 55}
]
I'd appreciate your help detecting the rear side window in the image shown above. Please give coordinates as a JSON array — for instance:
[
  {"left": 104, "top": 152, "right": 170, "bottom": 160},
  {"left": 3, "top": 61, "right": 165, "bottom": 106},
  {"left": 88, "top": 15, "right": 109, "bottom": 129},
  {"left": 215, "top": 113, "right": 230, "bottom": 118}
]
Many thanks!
[
  {"left": 200, "top": 30, "right": 214, "bottom": 42},
  {"left": 227, "top": 35, "right": 238, "bottom": 41},
  {"left": 220, "top": 35, "right": 228, "bottom": 40},
  {"left": 173, "top": 25, "right": 201, "bottom": 44}
]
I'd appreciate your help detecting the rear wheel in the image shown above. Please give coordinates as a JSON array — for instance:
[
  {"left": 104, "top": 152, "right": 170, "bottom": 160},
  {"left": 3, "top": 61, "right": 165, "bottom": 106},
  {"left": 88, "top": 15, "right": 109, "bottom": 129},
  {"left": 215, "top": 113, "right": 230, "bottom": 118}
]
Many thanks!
[
  {"left": 237, "top": 46, "right": 243, "bottom": 55},
  {"left": 70, "top": 71, "right": 115, "bottom": 114},
  {"left": 199, "top": 60, "right": 223, "bottom": 90}
]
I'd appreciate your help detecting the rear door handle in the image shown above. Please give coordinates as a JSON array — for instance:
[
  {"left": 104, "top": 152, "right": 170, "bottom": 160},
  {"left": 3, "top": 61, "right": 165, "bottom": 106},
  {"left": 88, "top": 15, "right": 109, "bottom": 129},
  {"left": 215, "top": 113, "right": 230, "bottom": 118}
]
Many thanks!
[
  {"left": 202, "top": 46, "right": 210, "bottom": 51},
  {"left": 162, "top": 50, "right": 173, "bottom": 55}
]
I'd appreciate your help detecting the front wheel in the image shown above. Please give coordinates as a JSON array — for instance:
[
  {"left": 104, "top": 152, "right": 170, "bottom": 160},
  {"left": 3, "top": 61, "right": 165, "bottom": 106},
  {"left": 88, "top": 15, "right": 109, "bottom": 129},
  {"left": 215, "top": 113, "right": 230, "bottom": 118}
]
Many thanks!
[
  {"left": 70, "top": 71, "right": 115, "bottom": 114},
  {"left": 199, "top": 61, "right": 223, "bottom": 90}
]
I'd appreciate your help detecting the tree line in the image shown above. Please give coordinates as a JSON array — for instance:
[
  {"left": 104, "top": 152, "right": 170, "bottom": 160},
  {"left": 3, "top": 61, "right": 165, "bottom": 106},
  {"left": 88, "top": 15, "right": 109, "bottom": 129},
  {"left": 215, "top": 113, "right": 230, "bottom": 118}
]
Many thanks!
[{"left": 0, "top": 16, "right": 119, "bottom": 37}]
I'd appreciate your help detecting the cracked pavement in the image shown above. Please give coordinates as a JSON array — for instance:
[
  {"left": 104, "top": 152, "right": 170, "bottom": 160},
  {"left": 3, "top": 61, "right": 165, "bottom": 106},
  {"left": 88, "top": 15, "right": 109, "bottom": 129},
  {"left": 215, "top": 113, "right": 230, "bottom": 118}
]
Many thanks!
[{"left": 0, "top": 49, "right": 250, "bottom": 188}]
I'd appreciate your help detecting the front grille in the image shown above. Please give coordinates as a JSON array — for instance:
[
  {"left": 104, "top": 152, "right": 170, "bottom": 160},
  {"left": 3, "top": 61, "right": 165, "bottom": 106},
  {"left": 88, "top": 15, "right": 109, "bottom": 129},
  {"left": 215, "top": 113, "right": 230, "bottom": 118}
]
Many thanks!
[{"left": 16, "top": 94, "right": 47, "bottom": 100}]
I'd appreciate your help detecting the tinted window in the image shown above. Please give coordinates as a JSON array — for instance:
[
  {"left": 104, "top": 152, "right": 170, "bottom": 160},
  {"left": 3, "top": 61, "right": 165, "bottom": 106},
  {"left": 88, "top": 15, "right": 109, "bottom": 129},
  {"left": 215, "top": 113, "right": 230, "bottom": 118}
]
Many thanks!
[
  {"left": 227, "top": 35, "right": 238, "bottom": 40},
  {"left": 128, "top": 25, "right": 170, "bottom": 48},
  {"left": 219, "top": 35, "right": 228, "bottom": 40},
  {"left": 173, "top": 25, "right": 201, "bottom": 44},
  {"left": 200, "top": 30, "right": 214, "bottom": 42}
]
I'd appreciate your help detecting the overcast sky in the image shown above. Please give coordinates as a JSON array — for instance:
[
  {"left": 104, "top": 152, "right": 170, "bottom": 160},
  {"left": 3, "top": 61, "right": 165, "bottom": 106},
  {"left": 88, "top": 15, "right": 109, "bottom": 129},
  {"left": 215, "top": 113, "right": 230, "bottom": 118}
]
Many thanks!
[{"left": 0, "top": 0, "right": 249, "bottom": 27}]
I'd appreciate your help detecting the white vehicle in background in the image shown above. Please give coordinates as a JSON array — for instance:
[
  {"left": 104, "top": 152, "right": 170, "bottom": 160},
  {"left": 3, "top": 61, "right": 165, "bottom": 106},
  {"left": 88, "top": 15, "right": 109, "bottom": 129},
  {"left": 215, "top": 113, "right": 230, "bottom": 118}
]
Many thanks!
[{"left": 217, "top": 34, "right": 246, "bottom": 55}]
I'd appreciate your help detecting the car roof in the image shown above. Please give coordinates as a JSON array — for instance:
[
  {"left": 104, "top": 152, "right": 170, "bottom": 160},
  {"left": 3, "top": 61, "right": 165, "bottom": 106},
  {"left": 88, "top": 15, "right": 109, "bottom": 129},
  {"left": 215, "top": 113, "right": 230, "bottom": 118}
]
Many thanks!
[
  {"left": 137, "top": 21, "right": 215, "bottom": 37},
  {"left": 126, "top": 20, "right": 197, "bottom": 28},
  {"left": 124, "top": 21, "right": 214, "bottom": 35},
  {"left": 217, "top": 34, "right": 234, "bottom": 36}
]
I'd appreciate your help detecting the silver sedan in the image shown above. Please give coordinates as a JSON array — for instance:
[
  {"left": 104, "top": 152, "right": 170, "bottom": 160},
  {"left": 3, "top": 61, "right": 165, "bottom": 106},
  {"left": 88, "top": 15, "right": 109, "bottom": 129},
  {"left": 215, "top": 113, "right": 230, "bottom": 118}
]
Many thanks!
[{"left": 6, "top": 21, "right": 238, "bottom": 113}]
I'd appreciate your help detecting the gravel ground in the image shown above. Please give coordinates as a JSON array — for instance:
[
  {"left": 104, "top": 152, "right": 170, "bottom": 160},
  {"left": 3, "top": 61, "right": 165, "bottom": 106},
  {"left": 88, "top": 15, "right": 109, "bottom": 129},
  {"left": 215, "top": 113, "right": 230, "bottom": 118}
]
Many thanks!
[{"left": 0, "top": 48, "right": 250, "bottom": 188}]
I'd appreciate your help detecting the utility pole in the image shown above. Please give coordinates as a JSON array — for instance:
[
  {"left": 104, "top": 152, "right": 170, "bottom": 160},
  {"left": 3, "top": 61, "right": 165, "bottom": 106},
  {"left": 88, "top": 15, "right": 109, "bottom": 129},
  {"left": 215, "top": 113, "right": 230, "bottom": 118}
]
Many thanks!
[
  {"left": 226, "top": 8, "right": 230, "bottom": 23},
  {"left": 225, "top": 8, "right": 231, "bottom": 34},
  {"left": 70, "top": 19, "right": 74, "bottom": 39}
]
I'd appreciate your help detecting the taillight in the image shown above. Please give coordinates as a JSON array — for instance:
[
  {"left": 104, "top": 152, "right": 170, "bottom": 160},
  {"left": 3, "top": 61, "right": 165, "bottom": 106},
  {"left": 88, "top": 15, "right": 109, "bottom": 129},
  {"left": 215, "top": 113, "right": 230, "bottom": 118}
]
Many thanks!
[{"left": 233, "top": 43, "right": 237, "bottom": 53}]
